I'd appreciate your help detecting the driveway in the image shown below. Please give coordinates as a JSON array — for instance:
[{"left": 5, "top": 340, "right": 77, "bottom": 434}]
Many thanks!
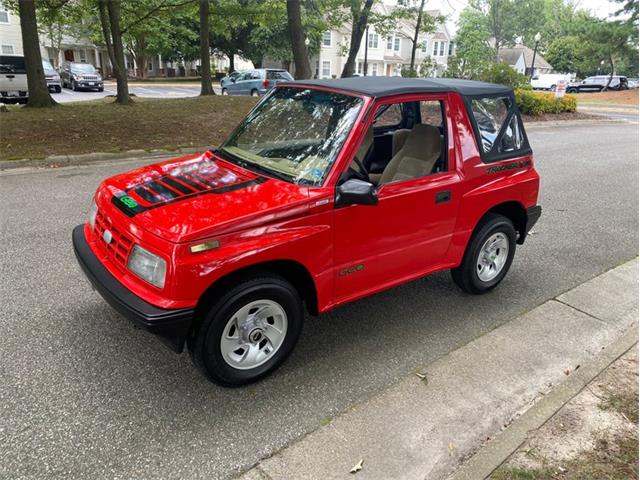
[
  {"left": 52, "top": 82, "right": 221, "bottom": 103},
  {"left": 0, "top": 122, "right": 638, "bottom": 479}
]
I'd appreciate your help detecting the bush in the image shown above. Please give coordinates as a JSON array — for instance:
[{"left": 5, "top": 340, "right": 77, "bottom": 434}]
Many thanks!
[
  {"left": 480, "top": 62, "right": 531, "bottom": 89},
  {"left": 515, "top": 89, "right": 577, "bottom": 115}
]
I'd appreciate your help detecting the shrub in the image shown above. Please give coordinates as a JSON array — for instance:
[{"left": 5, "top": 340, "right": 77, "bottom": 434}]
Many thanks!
[
  {"left": 514, "top": 89, "right": 577, "bottom": 115},
  {"left": 480, "top": 62, "right": 530, "bottom": 89}
]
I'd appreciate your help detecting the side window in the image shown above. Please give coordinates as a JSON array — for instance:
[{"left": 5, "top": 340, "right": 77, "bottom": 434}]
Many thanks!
[
  {"left": 470, "top": 97, "right": 509, "bottom": 153},
  {"left": 419, "top": 100, "right": 443, "bottom": 127},
  {"left": 499, "top": 115, "right": 523, "bottom": 153},
  {"left": 374, "top": 103, "right": 403, "bottom": 128}
]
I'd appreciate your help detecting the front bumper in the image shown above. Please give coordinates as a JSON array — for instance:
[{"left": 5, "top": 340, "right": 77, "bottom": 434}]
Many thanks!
[
  {"left": 76, "top": 81, "right": 103, "bottom": 89},
  {"left": 72, "top": 225, "right": 193, "bottom": 353}
]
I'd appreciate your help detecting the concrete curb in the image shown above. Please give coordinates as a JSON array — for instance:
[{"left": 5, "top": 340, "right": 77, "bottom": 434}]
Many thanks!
[
  {"left": 448, "top": 327, "right": 638, "bottom": 480},
  {"left": 0, "top": 146, "right": 211, "bottom": 171}
]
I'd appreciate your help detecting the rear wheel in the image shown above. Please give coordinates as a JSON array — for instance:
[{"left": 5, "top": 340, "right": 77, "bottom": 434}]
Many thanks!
[
  {"left": 222, "top": 88, "right": 228, "bottom": 95},
  {"left": 251, "top": 89, "right": 259, "bottom": 97},
  {"left": 54, "top": 86, "right": 61, "bottom": 93},
  {"left": 188, "top": 273, "right": 303, "bottom": 387},
  {"left": 451, "top": 213, "right": 516, "bottom": 294}
]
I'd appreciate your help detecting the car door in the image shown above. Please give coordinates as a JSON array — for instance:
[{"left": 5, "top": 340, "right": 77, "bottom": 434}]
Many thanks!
[
  {"left": 226, "top": 72, "right": 248, "bottom": 95},
  {"left": 332, "top": 95, "right": 461, "bottom": 303}
]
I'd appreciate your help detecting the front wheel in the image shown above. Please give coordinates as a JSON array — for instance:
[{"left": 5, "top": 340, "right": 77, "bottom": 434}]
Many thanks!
[
  {"left": 451, "top": 213, "right": 516, "bottom": 294},
  {"left": 221, "top": 88, "right": 228, "bottom": 95},
  {"left": 72, "top": 80, "right": 78, "bottom": 91},
  {"left": 188, "top": 274, "right": 303, "bottom": 387}
]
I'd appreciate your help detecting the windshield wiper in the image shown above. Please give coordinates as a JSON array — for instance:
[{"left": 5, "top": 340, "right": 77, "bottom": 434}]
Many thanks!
[{"left": 213, "top": 148, "right": 294, "bottom": 183}]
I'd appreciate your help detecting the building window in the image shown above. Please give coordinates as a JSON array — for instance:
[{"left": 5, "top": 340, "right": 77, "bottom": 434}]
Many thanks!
[
  {"left": 432, "top": 41, "right": 439, "bottom": 56},
  {"left": 448, "top": 42, "right": 454, "bottom": 56},
  {"left": 394, "top": 37, "right": 400, "bottom": 52},
  {"left": 439, "top": 42, "right": 446, "bottom": 56},
  {"left": 148, "top": 62, "right": 153, "bottom": 71},
  {"left": 322, "top": 31, "right": 331, "bottom": 47},
  {"left": 357, "top": 61, "right": 363, "bottom": 74},
  {"left": 79, "top": 50, "right": 86, "bottom": 62},
  {"left": 1, "top": 44, "right": 14, "bottom": 54},
  {"left": 322, "top": 60, "right": 331, "bottom": 78},
  {"left": 368, "top": 33, "right": 378, "bottom": 49},
  {"left": 371, "top": 63, "right": 378, "bottom": 76},
  {"left": 0, "top": 2, "right": 8, "bottom": 24},
  {"left": 387, "top": 36, "right": 393, "bottom": 50}
]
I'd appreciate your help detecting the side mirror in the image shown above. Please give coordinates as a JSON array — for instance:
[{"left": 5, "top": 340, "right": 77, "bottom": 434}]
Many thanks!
[
  {"left": 231, "top": 78, "right": 236, "bottom": 83},
  {"left": 335, "top": 179, "right": 378, "bottom": 207}
]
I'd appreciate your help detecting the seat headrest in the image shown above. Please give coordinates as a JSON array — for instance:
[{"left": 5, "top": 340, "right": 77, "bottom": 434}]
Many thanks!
[{"left": 402, "top": 124, "right": 441, "bottom": 160}]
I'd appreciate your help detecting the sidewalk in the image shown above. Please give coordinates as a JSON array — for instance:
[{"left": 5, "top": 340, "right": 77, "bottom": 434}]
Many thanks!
[{"left": 238, "top": 258, "right": 638, "bottom": 480}]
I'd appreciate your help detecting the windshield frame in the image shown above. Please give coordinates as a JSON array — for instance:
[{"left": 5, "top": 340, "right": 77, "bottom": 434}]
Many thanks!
[{"left": 218, "top": 86, "right": 367, "bottom": 188}]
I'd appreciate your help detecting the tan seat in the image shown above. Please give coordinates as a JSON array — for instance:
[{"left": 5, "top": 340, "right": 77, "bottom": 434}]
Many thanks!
[
  {"left": 377, "top": 124, "right": 441, "bottom": 186},
  {"left": 392, "top": 128, "right": 411, "bottom": 156}
]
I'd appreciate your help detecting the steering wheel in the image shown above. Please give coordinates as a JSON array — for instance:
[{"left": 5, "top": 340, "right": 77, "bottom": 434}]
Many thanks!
[{"left": 350, "top": 156, "right": 370, "bottom": 182}]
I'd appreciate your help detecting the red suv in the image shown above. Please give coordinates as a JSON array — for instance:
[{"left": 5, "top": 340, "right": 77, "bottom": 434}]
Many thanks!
[{"left": 73, "top": 77, "right": 541, "bottom": 386}]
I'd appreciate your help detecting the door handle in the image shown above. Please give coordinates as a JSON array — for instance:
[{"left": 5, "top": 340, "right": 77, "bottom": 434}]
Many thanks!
[
  {"left": 6, "top": 75, "right": 15, "bottom": 79},
  {"left": 435, "top": 190, "right": 451, "bottom": 204}
]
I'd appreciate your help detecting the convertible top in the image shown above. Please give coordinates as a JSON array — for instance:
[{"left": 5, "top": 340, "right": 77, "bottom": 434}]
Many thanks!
[{"left": 282, "top": 76, "right": 512, "bottom": 98}]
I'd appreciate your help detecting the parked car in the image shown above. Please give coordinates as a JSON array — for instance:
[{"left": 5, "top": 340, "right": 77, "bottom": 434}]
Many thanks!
[
  {"left": 220, "top": 70, "right": 245, "bottom": 89},
  {"left": 0, "top": 54, "right": 28, "bottom": 104},
  {"left": 530, "top": 73, "right": 572, "bottom": 91},
  {"left": 628, "top": 78, "right": 639, "bottom": 89},
  {"left": 566, "top": 75, "right": 629, "bottom": 93},
  {"left": 73, "top": 77, "right": 541, "bottom": 386},
  {"left": 43, "top": 59, "right": 62, "bottom": 93},
  {"left": 60, "top": 61, "right": 104, "bottom": 91},
  {"left": 221, "top": 68, "right": 293, "bottom": 96}
]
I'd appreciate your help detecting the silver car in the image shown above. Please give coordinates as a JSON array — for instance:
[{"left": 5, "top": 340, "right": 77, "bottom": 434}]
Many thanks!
[{"left": 43, "top": 60, "right": 62, "bottom": 93}]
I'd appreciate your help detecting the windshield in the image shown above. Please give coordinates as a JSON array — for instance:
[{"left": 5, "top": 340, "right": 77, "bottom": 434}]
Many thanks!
[
  {"left": 71, "top": 63, "right": 96, "bottom": 73},
  {"left": 220, "top": 87, "right": 363, "bottom": 186},
  {"left": 42, "top": 60, "right": 55, "bottom": 74}
]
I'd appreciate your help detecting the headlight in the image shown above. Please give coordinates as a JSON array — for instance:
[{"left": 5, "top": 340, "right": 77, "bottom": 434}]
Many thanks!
[
  {"left": 127, "top": 245, "right": 166, "bottom": 289},
  {"left": 88, "top": 200, "right": 98, "bottom": 230}
]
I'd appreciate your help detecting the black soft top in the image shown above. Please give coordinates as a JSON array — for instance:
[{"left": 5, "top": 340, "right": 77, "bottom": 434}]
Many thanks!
[{"left": 283, "top": 76, "right": 512, "bottom": 98}]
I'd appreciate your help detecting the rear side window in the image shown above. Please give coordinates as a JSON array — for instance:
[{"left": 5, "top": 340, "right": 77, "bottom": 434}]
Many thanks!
[
  {"left": 267, "top": 70, "right": 293, "bottom": 81},
  {"left": 0, "top": 56, "right": 26, "bottom": 74},
  {"left": 469, "top": 95, "right": 530, "bottom": 162}
]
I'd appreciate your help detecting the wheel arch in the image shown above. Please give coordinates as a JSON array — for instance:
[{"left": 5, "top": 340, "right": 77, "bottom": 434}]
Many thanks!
[
  {"left": 480, "top": 201, "right": 527, "bottom": 244},
  {"left": 193, "top": 259, "right": 319, "bottom": 327}
]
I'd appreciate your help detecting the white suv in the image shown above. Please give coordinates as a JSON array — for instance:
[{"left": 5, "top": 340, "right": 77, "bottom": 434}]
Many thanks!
[{"left": 0, "top": 55, "right": 28, "bottom": 104}]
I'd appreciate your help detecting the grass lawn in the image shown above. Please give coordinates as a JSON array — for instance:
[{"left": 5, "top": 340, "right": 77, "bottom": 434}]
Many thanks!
[
  {"left": 0, "top": 96, "right": 257, "bottom": 161},
  {"left": 574, "top": 89, "right": 639, "bottom": 106}
]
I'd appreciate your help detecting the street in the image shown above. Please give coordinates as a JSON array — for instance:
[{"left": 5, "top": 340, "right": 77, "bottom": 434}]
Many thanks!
[
  {"left": 0, "top": 122, "right": 638, "bottom": 479},
  {"left": 51, "top": 82, "right": 219, "bottom": 103}
]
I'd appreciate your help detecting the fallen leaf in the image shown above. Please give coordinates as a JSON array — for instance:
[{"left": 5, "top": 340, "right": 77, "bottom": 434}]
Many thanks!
[
  {"left": 350, "top": 459, "right": 364, "bottom": 474},
  {"left": 564, "top": 368, "right": 571, "bottom": 376}
]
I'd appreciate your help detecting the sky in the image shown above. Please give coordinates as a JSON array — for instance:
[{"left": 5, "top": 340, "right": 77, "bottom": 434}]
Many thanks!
[{"left": 425, "top": 0, "right": 623, "bottom": 34}]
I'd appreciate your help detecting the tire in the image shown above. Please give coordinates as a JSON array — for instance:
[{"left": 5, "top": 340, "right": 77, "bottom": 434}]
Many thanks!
[
  {"left": 222, "top": 88, "right": 228, "bottom": 95},
  {"left": 55, "top": 86, "right": 61, "bottom": 93},
  {"left": 550, "top": 84, "right": 556, "bottom": 92},
  {"left": 251, "top": 89, "right": 259, "bottom": 97},
  {"left": 98, "top": 87, "right": 104, "bottom": 92},
  {"left": 188, "top": 273, "right": 304, "bottom": 387},
  {"left": 567, "top": 87, "right": 578, "bottom": 93},
  {"left": 451, "top": 213, "right": 517, "bottom": 294},
  {"left": 72, "top": 80, "right": 78, "bottom": 91}
]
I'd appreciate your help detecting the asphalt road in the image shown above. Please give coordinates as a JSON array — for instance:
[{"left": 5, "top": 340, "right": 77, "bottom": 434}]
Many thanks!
[
  {"left": 1, "top": 122, "right": 638, "bottom": 479},
  {"left": 52, "top": 82, "right": 219, "bottom": 103}
]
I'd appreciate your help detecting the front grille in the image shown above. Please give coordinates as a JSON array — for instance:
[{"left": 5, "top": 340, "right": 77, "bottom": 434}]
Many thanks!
[
  {"left": 94, "top": 211, "right": 134, "bottom": 267},
  {"left": 82, "top": 75, "right": 99, "bottom": 81}
]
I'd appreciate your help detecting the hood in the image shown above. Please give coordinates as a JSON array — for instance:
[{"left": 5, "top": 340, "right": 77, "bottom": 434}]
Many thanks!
[{"left": 96, "top": 151, "right": 311, "bottom": 243}]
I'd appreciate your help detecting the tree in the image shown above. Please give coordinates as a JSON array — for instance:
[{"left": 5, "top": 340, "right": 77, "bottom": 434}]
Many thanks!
[
  {"left": 340, "top": 0, "right": 375, "bottom": 78},
  {"left": 199, "top": 0, "right": 214, "bottom": 94},
  {"left": 98, "top": 0, "right": 131, "bottom": 104},
  {"left": 18, "top": 0, "right": 56, "bottom": 107},
  {"left": 447, "top": 8, "right": 494, "bottom": 79},
  {"left": 394, "top": 0, "right": 444, "bottom": 73},
  {"left": 545, "top": 36, "right": 583, "bottom": 74},
  {"left": 287, "top": 0, "right": 312, "bottom": 79}
]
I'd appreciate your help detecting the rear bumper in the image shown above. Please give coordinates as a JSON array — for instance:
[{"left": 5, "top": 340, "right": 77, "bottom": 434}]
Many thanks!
[
  {"left": 72, "top": 225, "right": 193, "bottom": 353},
  {"left": 525, "top": 205, "right": 542, "bottom": 233}
]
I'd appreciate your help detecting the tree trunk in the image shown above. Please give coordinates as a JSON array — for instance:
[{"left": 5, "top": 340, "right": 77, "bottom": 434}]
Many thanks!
[
  {"left": 286, "top": 0, "right": 312, "bottom": 79},
  {"left": 227, "top": 52, "right": 235, "bottom": 73},
  {"left": 340, "top": 0, "right": 374, "bottom": 78},
  {"left": 18, "top": 0, "right": 56, "bottom": 107},
  {"left": 99, "top": 0, "right": 131, "bottom": 104},
  {"left": 409, "top": 0, "right": 426, "bottom": 71},
  {"left": 604, "top": 54, "right": 614, "bottom": 91},
  {"left": 199, "top": 0, "right": 215, "bottom": 95}
]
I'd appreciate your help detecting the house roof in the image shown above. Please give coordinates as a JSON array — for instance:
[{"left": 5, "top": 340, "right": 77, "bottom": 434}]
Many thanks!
[
  {"left": 284, "top": 76, "right": 512, "bottom": 98},
  {"left": 498, "top": 45, "right": 552, "bottom": 70}
]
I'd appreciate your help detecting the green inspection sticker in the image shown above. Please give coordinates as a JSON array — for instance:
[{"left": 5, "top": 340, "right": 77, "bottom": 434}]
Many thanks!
[{"left": 119, "top": 195, "right": 138, "bottom": 209}]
